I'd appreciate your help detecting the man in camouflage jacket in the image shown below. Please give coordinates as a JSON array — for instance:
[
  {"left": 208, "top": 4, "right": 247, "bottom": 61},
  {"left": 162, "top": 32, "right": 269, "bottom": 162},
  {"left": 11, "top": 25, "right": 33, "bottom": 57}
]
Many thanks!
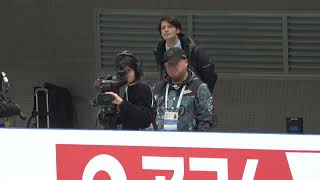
[{"left": 153, "top": 47, "right": 215, "bottom": 131}]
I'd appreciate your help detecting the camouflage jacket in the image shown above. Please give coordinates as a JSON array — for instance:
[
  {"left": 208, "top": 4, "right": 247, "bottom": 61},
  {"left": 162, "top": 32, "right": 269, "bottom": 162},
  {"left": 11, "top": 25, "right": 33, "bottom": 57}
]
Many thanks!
[{"left": 153, "top": 70, "right": 215, "bottom": 131}]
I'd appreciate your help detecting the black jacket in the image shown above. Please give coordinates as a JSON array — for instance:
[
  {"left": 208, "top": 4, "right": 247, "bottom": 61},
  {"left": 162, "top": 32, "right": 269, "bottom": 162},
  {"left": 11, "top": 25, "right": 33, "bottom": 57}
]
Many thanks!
[
  {"left": 153, "top": 33, "right": 217, "bottom": 92},
  {"left": 118, "top": 81, "right": 154, "bottom": 130}
]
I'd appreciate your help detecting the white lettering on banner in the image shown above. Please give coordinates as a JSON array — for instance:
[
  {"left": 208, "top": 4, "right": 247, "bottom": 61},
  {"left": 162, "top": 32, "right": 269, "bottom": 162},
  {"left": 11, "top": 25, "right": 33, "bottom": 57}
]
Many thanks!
[
  {"left": 189, "top": 158, "right": 228, "bottom": 180},
  {"left": 142, "top": 156, "right": 184, "bottom": 180},
  {"left": 77, "top": 152, "right": 320, "bottom": 180},
  {"left": 286, "top": 152, "right": 320, "bottom": 180},
  {"left": 82, "top": 154, "right": 127, "bottom": 180},
  {"left": 189, "top": 158, "right": 258, "bottom": 180},
  {"left": 143, "top": 156, "right": 259, "bottom": 180},
  {"left": 241, "top": 159, "right": 259, "bottom": 180}
]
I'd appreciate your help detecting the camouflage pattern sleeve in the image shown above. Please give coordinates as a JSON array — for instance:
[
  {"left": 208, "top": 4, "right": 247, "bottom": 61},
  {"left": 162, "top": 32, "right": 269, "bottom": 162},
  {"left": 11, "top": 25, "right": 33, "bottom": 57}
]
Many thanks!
[{"left": 195, "top": 83, "right": 214, "bottom": 131}]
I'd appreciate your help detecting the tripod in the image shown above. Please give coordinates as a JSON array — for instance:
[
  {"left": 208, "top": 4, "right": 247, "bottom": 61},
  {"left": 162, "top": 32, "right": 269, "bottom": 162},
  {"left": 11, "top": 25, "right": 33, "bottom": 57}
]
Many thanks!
[{"left": 27, "top": 88, "right": 50, "bottom": 128}]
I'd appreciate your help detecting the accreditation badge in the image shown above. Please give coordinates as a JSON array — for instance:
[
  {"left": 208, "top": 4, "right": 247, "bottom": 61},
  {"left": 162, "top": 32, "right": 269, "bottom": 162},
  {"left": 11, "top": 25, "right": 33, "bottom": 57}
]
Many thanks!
[{"left": 163, "top": 111, "right": 179, "bottom": 131}]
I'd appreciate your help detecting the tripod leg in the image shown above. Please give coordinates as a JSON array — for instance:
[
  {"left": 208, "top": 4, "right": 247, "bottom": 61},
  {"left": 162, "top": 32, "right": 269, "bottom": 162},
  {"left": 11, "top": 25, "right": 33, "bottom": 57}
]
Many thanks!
[{"left": 26, "top": 112, "right": 35, "bottom": 128}]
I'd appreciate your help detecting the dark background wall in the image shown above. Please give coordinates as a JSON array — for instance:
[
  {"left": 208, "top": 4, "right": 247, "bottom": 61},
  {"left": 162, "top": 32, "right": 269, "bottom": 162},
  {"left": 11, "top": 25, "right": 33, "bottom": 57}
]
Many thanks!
[{"left": 1, "top": 0, "right": 320, "bottom": 133}]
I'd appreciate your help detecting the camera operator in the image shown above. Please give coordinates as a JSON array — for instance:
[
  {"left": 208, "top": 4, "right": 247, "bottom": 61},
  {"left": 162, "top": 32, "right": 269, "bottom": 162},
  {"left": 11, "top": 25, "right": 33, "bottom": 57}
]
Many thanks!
[
  {"left": 103, "top": 51, "right": 154, "bottom": 130},
  {"left": 0, "top": 72, "right": 26, "bottom": 120}
]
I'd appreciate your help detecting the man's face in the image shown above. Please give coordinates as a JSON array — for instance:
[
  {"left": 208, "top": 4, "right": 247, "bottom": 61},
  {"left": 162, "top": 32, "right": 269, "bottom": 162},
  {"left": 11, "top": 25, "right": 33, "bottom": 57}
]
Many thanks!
[
  {"left": 164, "top": 58, "right": 188, "bottom": 80},
  {"left": 160, "top": 21, "right": 180, "bottom": 41}
]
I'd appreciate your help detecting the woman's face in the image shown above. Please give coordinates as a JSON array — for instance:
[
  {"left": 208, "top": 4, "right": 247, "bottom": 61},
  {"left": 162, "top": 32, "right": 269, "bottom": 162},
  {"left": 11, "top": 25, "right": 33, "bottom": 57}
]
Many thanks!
[{"left": 126, "top": 66, "right": 136, "bottom": 84}]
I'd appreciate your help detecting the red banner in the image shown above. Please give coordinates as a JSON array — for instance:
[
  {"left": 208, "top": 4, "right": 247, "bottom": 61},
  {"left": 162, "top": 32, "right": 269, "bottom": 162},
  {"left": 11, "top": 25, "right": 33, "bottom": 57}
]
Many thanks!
[{"left": 55, "top": 144, "right": 307, "bottom": 180}]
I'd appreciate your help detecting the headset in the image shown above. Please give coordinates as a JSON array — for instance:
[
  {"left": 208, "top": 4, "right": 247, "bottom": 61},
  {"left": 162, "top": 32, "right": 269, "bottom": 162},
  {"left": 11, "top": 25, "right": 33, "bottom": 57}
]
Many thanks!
[
  {"left": 1, "top": 72, "right": 10, "bottom": 93},
  {"left": 115, "top": 50, "right": 143, "bottom": 79}
]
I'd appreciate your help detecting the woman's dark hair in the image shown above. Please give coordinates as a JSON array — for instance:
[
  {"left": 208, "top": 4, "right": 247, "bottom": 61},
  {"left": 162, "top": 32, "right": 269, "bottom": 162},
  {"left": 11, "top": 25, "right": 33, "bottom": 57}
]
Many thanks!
[
  {"left": 157, "top": 16, "right": 182, "bottom": 35},
  {"left": 114, "top": 51, "right": 143, "bottom": 81}
]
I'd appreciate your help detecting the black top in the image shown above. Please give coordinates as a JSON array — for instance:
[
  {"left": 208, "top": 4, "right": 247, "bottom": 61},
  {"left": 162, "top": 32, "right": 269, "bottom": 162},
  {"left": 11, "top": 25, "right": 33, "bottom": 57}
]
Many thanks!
[
  {"left": 153, "top": 33, "right": 217, "bottom": 92},
  {"left": 118, "top": 81, "right": 153, "bottom": 130}
]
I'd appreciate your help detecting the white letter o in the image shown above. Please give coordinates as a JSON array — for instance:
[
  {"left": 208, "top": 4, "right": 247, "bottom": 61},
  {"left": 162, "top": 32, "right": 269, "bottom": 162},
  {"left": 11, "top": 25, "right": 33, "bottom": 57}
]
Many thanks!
[{"left": 82, "top": 154, "right": 127, "bottom": 180}]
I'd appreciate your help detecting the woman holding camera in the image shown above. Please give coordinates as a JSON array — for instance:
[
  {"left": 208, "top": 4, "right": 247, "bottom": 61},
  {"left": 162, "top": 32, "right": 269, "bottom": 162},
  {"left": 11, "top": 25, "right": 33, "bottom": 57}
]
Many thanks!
[{"left": 104, "top": 51, "right": 154, "bottom": 130}]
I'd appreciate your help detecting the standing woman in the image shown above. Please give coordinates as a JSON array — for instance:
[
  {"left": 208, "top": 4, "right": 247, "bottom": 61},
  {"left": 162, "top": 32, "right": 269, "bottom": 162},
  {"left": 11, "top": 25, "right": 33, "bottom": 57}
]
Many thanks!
[{"left": 105, "top": 51, "right": 154, "bottom": 130}]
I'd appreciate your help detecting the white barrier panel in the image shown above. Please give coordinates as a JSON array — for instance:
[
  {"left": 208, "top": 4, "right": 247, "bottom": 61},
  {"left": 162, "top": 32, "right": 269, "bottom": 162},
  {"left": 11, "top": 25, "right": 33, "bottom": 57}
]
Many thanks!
[{"left": 0, "top": 129, "right": 320, "bottom": 180}]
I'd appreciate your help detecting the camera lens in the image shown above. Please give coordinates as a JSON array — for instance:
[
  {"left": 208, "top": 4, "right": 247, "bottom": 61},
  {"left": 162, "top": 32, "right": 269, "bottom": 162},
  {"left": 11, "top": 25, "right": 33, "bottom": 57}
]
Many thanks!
[{"left": 116, "top": 64, "right": 127, "bottom": 80}]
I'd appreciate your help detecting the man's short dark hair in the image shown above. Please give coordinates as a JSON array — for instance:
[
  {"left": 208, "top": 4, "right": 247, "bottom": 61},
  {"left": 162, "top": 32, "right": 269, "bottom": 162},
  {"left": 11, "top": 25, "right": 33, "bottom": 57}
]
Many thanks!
[{"left": 158, "top": 16, "right": 182, "bottom": 35}]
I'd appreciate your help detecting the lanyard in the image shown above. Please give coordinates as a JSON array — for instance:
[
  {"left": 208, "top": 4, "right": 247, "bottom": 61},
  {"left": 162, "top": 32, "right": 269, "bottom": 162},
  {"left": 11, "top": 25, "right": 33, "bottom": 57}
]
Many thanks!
[
  {"left": 165, "top": 83, "right": 186, "bottom": 109},
  {"left": 125, "top": 85, "right": 129, "bottom": 101}
]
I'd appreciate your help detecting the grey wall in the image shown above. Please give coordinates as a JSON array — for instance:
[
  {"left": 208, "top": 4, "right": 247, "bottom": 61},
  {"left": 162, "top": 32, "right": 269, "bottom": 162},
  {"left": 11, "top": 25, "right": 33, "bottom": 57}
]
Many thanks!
[
  {"left": 0, "top": 1, "right": 4, "bottom": 60},
  {"left": 1, "top": 0, "right": 320, "bottom": 133},
  {"left": 215, "top": 76, "right": 320, "bottom": 133}
]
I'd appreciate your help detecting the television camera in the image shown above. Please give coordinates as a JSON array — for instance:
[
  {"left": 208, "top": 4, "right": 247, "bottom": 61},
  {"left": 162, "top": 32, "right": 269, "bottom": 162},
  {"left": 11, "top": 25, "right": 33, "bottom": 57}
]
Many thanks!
[
  {"left": 93, "top": 60, "right": 128, "bottom": 129},
  {"left": 93, "top": 75, "right": 127, "bottom": 129}
]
